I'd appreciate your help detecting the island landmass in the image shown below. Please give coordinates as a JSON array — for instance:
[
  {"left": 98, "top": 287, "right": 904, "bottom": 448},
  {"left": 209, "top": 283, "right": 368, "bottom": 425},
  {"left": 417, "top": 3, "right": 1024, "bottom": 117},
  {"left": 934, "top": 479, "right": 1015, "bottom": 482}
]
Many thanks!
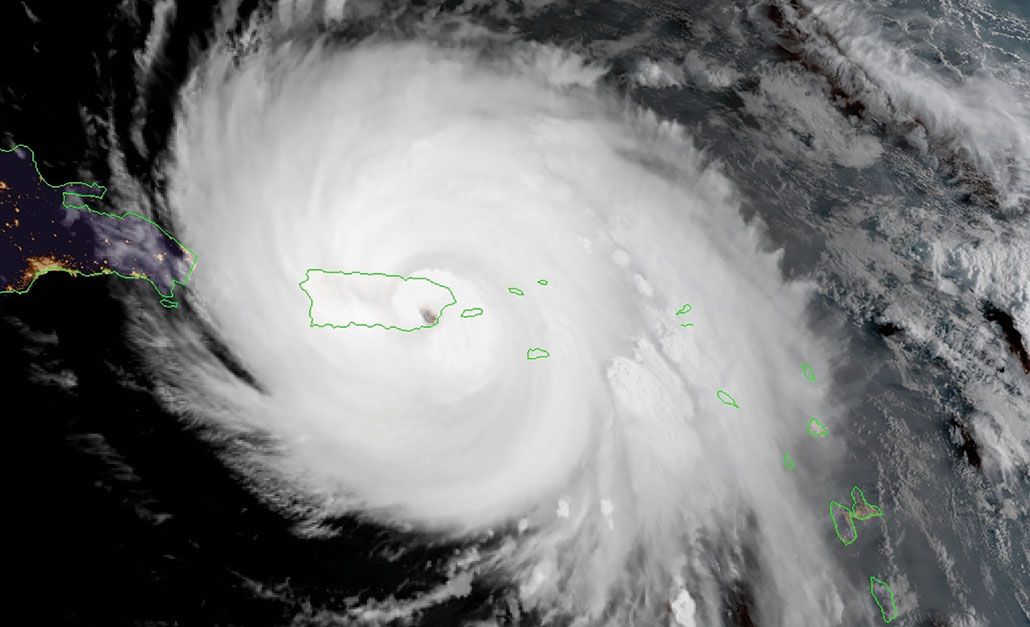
[
  {"left": 298, "top": 270, "right": 457, "bottom": 331},
  {"left": 830, "top": 500, "right": 858, "bottom": 545},
  {"left": 850, "top": 486, "right": 884, "bottom": 520},
  {"left": 869, "top": 576, "right": 897, "bottom": 623},
  {"left": 527, "top": 347, "right": 550, "bottom": 360},
  {"left": 0, "top": 145, "right": 195, "bottom": 308}
]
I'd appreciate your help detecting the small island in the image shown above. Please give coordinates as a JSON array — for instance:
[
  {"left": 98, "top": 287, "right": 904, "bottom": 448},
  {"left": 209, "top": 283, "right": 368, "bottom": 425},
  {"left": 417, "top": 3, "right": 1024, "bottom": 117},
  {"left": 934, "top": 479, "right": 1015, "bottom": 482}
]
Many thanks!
[
  {"left": 807, "top": 417, "right": 829, "bottom": 437},
  {"left": 850, "top": 486, "right": 884, "bottom": 520},
  {"left": 830, "top": 501, "right": 857, "bottom": 545},
  {"left": 830, "top": 486, "right": 883, "bottom": 546},
  {"left": 869, "top": 576, "right": 897, "bottom": 623},
  {"left": 527, "top": 347, "right": 550, "bottom": 360},
  {"left": 298, "top": 270, "right": 457, "bottom": 331}
]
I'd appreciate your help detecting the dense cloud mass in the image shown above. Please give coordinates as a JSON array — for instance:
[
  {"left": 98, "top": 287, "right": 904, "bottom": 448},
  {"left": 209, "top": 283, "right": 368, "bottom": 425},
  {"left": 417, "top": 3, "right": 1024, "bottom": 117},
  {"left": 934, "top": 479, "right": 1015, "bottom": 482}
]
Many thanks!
[
  {"left": 7, "top": 0, "right": 1025, "bottom": 625},
  {"left": 140, "top": 12, "right": 861, "bottom": 625}
]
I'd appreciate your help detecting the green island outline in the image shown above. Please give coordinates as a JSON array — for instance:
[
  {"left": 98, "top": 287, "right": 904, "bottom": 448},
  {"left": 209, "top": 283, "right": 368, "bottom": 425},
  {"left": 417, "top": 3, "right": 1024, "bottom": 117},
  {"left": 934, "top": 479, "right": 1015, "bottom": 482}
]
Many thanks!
[
  {"left": 298, "top": 269, "right": 457, "bottom": 331},
  {"left": 0, "top": 144, "right": 197, "bottom": 309},
  {"left": 869, "top": 576, "right": 898, "bottom": 623},
  {"left": 850, "top": 486, "right": 884, "bottom": 520},
  {"left": 527, "top": 347, "right": 550, "bottom": 360},
  {"left": 461, "top": 307, "right": 484, "bottom": 318},
  {"left": 803, "top": 363, "right": 896, "bottom": 619},
  {"left": 830, "top": 500, "right": 858, "bottom": 545},
  {"left": 807, "top": 416, "right": 829, "bottom": 437},
  {"left": 830, "top": 485, "right": 884, "bottom": 545},
  {"left": 716, "top": 389, "right": 739, "bottom": 408}
]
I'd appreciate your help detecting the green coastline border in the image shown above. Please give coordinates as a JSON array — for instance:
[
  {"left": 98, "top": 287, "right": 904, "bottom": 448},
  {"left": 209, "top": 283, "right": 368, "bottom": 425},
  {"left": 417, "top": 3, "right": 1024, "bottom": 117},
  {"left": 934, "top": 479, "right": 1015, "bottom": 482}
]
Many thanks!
[
  {"left": 0, "top": 144, "right": 197, "bottom": 309},
  {"left": 298, "top": 269, "right": 457, "bottom": 332},
  {"left": 869, "top": 576, "right": 898, "bottom": 623}
]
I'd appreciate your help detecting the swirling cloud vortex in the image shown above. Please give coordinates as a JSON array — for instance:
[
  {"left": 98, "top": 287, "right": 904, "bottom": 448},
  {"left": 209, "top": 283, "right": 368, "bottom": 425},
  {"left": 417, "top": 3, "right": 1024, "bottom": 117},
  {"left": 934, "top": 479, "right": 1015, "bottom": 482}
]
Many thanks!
[{"left": 156, "top": 26, "right": 845, "bottom": 624}]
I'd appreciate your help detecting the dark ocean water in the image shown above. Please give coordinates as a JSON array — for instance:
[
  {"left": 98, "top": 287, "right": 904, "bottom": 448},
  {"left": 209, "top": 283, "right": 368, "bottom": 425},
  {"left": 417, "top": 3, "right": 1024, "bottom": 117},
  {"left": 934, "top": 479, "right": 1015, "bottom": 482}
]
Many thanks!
[
  {"left": 994, "top": 0, "right": 1030, "bottom": 22},
  {"left": 1, "top": 0, "right": 1028, "bottom": 626}
]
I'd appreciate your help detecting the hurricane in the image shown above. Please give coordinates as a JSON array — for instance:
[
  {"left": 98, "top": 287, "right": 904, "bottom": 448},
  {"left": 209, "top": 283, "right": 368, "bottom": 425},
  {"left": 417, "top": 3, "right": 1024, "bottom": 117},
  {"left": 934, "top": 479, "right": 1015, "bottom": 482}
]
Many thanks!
[
  {"left": 127, "top": 7, "right": 858, "bottom": 625},
  {"left": 8, "top": 0, "right": 1027, "bottom": 625}
]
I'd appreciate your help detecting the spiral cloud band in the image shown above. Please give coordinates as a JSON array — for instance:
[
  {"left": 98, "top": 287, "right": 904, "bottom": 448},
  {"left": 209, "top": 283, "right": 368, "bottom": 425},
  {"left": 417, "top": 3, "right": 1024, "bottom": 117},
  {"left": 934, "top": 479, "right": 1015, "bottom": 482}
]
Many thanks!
[{"left": 147, "top": 21, "right": 856, "bottom": 626}]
